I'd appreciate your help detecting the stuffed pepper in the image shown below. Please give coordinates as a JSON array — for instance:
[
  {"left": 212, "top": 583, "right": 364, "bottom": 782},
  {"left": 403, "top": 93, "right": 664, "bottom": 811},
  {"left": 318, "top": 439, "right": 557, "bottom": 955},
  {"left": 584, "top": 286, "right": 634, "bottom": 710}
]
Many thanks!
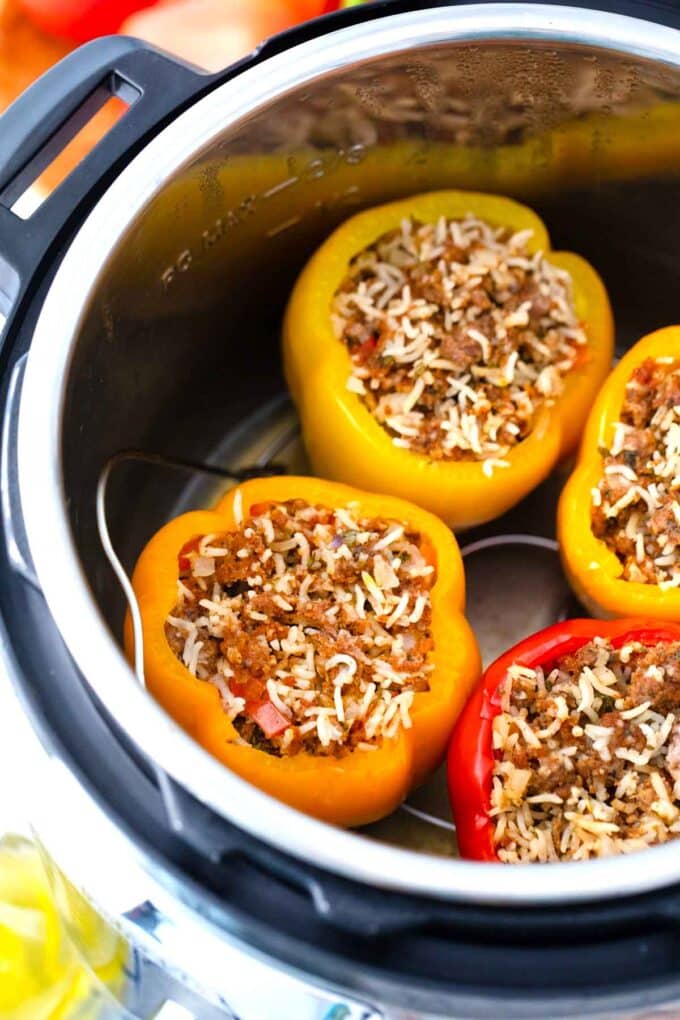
[
  {"left": 283, "top": 189, "right": 614, "bottom": 529},
  {"left": 128, "top": 475, "right": 480, "bottom": 827},
  {"left": 448, "top": 618, "right": 680, "bottom": 863},
  {"left": 559, "top": 326, "right": 680, "bottom": 620}
]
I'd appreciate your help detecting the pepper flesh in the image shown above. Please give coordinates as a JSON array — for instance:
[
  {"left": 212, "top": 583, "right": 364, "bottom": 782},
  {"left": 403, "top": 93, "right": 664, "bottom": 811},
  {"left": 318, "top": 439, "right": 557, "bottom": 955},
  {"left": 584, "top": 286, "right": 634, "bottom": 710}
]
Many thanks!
[
  {"left": 127, "top": 475, "right": 480, "bottom": 827},
  {"left": 283, "top": 189, "right": 614, "bottom": 530},
  {"left": 558, "top": 326, "right": 680, "bottom": 620},
  {"left": 447, "top": 618, "right": 680, "bottom": 861}
]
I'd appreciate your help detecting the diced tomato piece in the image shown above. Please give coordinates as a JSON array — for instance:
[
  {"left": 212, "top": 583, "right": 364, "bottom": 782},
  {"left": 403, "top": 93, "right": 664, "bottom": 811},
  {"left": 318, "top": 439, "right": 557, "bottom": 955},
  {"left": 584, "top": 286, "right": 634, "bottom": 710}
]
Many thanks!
[
  {"left": 249, "top": 502, "right": 273, "bottom": 518},
  {"left": 247, "top": 700, "right": 290, "bottom": 738},
  {"left": 231, "top": 678, "right": 291, "bottom": 737},
  {"left": 231, "top": 675, "right": 267, "bottom": 703},
  {"left": 178, "top": 535, "right": 202, "bottom": 572},
  {"left": 572, "top": 344, "right": 591, "bottom": 370},
  {"left": 356, "top": 336, "right": 377, "bottom": 363}
]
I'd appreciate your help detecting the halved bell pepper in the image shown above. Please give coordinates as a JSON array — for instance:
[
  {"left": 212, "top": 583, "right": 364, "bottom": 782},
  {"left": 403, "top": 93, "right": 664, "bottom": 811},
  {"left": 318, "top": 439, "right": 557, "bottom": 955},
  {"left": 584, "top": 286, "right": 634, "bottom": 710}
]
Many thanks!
[
  {"left": 447, "top": 618, "right": 680, "bottom": 861},
  {"left": 559, "top": 325, "right": 680, "bottom": 620},
  {"left": 283, "top": 189, "right": 614, "bottom": 530},
  {"left": 127, "top": 474, "right": 481, "bottom": 827}
]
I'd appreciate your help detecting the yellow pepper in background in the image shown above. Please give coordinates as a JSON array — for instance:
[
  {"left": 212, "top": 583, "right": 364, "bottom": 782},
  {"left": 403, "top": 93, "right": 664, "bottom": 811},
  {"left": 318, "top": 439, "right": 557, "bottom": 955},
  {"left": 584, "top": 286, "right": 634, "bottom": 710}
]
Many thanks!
[
  {"left": 283, "top": 189, "right": 614, "bottom": 529},
  {"left": 0, "top": 835, "right": 123, "bottom": 1019},
  {"left": 128, "top": 475, "right": 481, "bottom": 827},
  {"left": 559, "top": 325, "right": 680, "bottom": 620}
]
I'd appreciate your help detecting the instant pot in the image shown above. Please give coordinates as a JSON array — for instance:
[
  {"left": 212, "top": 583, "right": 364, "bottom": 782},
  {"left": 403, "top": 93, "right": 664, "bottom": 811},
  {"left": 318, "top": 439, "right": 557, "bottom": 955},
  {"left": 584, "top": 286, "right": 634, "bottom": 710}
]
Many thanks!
[{"left": 1, "top": 1, "right": 680, "bottom": 1016}]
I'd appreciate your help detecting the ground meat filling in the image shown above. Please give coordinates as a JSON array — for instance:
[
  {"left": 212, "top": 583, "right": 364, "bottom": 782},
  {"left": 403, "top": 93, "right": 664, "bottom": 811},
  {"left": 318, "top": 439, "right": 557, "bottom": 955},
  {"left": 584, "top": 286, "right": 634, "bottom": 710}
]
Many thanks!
[
  {"left": 491, "top": 638, "right": 680, "bottom": 862},
  {"left": 592, "top": 357, "right": 680, "bottom": 589},
  {"left": 332, "top": 214, "right": 586, "bottom": 470},
  {"left": 165, "top": 498, "right": 435, "bottom": 757}
]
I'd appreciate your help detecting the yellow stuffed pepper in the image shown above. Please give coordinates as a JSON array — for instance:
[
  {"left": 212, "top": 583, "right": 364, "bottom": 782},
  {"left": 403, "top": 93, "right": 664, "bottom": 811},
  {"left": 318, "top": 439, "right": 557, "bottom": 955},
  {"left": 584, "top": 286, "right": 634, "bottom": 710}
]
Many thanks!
[
  {"left": 283, "top": 189, "right": 614, "bottom": 529},
  {"left": 559, "top": 325, "right": 680, "bottom": 620},
  {"left": 127, "top": 475, "right": 480, "bottom": 827}
]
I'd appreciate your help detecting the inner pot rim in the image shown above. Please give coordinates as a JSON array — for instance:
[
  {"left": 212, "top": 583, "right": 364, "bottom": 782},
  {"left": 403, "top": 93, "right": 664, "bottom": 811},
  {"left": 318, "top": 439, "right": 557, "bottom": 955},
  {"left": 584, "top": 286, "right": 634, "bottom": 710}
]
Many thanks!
[{"left": 17, "top": 2, "right": 680, "bottom": 905}]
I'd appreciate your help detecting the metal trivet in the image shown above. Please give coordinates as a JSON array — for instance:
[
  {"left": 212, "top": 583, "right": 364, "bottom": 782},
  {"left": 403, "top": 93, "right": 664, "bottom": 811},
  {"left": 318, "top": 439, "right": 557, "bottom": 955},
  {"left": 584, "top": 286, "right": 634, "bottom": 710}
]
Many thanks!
[{"left": 96, "top": 418, "right": 299, "bottom": 832}]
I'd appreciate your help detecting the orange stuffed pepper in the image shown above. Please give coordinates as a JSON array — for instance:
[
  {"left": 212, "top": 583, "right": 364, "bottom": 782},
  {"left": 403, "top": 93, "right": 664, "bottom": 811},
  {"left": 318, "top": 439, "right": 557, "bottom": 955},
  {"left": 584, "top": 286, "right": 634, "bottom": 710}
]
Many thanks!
[
  {"left": 283, "top": 189, "right": 614, "bottom": 529},
  {"left": 127, "top": 475, "right": 480, "bottom": 826},
  {"left": 559, "top": 325, "right": 680, "bottom": 620}
]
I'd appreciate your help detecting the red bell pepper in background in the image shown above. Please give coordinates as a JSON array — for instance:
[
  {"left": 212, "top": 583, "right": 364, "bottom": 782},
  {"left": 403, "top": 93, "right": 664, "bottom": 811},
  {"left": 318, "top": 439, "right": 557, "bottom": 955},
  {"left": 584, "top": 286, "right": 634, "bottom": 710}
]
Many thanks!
[
  {"left": 447, "top": 618, "right": 680, "bottom": 862},
  {"left": 16, "top": 0, "right": 159, "bottom": 42},
  {"left": 17, "top": 0, "right": 362, "bottom": 49}
]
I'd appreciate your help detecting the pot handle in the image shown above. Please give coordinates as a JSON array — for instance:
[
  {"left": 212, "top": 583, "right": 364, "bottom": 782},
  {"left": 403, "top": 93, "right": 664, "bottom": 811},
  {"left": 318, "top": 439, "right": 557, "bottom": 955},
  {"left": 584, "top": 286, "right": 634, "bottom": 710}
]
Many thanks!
[
  {"left": 0, "top": 36, "right": 209, "bottom": 339},
  {"left": 0, "top": 353, "right": 37, "bottom": 589}
]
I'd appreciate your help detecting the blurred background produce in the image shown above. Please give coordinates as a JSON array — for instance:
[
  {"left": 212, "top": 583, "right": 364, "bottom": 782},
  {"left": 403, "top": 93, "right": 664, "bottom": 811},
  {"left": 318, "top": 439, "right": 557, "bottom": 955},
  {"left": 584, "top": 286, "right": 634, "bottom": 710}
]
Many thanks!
[{"left": 0, "top": 0, "right": 365, "bottom": 191}]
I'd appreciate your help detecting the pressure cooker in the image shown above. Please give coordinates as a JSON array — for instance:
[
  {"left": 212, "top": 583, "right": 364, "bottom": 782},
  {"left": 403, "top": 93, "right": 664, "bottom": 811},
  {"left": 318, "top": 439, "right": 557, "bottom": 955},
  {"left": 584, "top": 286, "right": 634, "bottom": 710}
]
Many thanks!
[{"left": 1, "top": 1, "right": 680, "bottom": 1016}]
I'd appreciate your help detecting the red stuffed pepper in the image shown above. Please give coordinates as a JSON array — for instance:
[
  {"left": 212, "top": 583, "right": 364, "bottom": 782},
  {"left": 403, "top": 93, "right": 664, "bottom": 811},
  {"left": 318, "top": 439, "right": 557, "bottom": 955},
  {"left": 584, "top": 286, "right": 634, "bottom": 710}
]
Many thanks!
[{"left": 448, "top": 619, "right": 680, "bottom": 863}]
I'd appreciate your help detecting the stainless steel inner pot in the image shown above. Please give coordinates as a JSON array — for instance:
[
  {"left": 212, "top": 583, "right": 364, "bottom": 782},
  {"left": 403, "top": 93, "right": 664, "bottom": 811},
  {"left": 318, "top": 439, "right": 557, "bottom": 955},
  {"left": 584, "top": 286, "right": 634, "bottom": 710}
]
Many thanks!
[{"left": 16, "top": 3, "right": 680, "bottom": 905}]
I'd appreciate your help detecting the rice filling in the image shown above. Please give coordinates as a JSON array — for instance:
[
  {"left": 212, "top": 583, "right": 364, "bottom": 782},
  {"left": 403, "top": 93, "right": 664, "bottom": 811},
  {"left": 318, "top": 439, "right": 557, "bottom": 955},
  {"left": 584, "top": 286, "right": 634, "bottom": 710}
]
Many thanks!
[
  {"left": 165, "top": 498, "right": 435, "bottom": 756},
  {"left": 332, "top": 213, "right": 586, "bottom": 465},
  {"left": 592, "top": 357, "right": 680, "bottom": 589},
  {"left": 491, "top": 637, "right": 680, "bottom": 862}
]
